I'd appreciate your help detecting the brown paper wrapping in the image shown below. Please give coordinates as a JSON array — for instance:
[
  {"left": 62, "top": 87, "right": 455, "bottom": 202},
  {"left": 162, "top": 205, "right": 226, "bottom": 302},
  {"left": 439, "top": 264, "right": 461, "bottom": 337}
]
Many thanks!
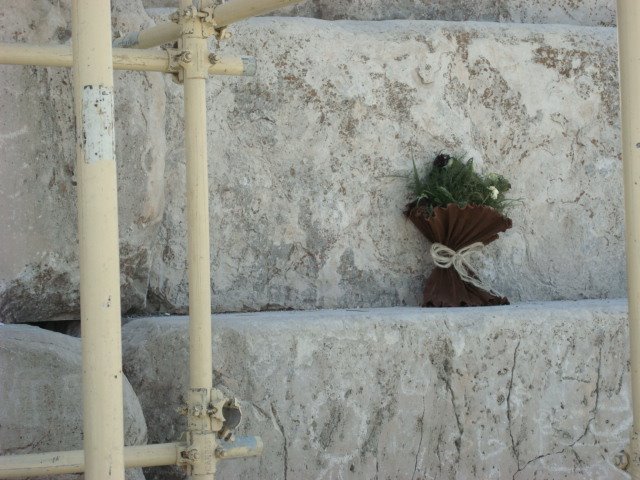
[{"left": 404, "top": 202, "right": 513, "bottom": 307}]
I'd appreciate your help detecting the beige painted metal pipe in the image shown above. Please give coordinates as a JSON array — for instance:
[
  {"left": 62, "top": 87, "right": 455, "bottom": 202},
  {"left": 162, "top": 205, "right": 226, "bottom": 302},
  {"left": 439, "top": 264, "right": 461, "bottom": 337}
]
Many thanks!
[
  {"left": 182, "top": 16, "right": 214, "bottom": 399},
  {"left": 0, "top": 43, "right": 256, "bottom": 76},
  {"left": 617, "top": 1, "right": 640, "bottom": 476},
  {"left": 0, "top": 435, "right": 263, "bottom": 478},
  {"left": 0, "top": 43, "right": 166, "bottom": 70},
  {"left": 0, "top": 443, "right": 182, "bottom": 478},
  {"left": 179, "top": 10, "right": 218, "bottom": 478},
  {"left": 0, "top": 43, "right": 72, "bottom": 68},
  {"left": 72, "top": 0, "right": 125, "bottom": 479},
  {"left": 113, "top": 22, "right": 182, "bottom": 49},
  {"left": 212, "top": 0, "right": 302, "bottom": 28},
  {"left": 0, "top": 43, "right": 170, "bottom": 71}
]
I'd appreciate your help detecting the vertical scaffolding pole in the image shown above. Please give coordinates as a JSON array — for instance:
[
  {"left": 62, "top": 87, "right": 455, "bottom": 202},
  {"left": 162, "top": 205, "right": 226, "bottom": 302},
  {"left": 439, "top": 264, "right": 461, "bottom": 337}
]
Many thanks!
[
  {"left": 617, "top": 0, "right": 640, "bottom": 477},
  {"left": 183, "top": 19, "right": 213, "bottom": 401},
  {"left": 178, "top": 2, "right": 217, "bottom": 478},
  {"left": 72, "top": 1, "right": 125, "bottom": 479}
]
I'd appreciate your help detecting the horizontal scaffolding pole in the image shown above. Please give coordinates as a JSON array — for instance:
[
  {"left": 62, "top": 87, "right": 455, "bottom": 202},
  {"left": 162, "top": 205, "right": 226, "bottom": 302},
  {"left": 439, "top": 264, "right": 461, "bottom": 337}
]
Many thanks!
[
  {"left": 0, "top": 443, "right": 180, "bottom": 479},
  {"left": 0, "top": 437, "right": 262, "bottom": 478},
  {"left": 0, "top": 43, "right": 256, "bottom": 76}
]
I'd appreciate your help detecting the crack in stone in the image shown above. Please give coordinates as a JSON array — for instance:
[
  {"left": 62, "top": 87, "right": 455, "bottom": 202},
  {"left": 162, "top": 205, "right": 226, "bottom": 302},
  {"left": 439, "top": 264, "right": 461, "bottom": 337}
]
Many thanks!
[
  {"left": 571, "top": 344, "right": 602, "bottom": 446},
  {"left": 444, "top": 373, "right": 463, "bottom": 459},
  {"left": 512, "top": 344, "right": 603, "bottom": 480},
  {"left": 435, "top": 427, "right": 444, "bottom": 479},
  {"left": 412, "top": 397, "right": 427, "bottom": 480},
  {"left": 251, "top": 402, "right": 270, "bottom": 420},
  {"left": 271, "top": 402, "right": 288, "bottom": 480},
  {"left": 507, "top": 340, "right": 521, "bottom": 470}
]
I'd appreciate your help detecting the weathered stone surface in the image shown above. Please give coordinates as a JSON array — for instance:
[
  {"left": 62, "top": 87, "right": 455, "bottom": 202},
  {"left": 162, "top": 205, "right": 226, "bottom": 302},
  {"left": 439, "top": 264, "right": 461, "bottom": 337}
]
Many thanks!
[
  {"left": 0, "top": 5, "right": 625, "bottom": 319},
  {"left": 0, "top": 0, "right": 166, "bottom": 323},
  {"left": 121, "top": 299, "right": 630, "bottom": 479},
  {"left": 148, "top": 18, "right": 623, "bottom": 313},
  {"left": 144, "top": 1, "right": 617, "bottom": 26},
  {"left": 0, "top": 324, "right": 147, "bottom": 480}
]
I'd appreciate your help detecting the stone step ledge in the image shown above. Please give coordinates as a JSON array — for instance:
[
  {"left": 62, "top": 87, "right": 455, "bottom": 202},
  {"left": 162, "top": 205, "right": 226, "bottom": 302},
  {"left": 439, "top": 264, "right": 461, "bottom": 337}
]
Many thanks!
[
  {"left": 122, "top": 298, "right": 631, "bottom": 479},
  {"left": 144, "top": 0, "right": 617, "bottom": 27}
]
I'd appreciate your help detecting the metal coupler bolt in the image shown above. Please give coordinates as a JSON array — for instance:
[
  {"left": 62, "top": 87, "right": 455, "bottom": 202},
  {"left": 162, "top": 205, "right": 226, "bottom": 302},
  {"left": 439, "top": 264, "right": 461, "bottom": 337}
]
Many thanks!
[
  {"left": 192, "top": 405, "right": 204, "bottom": 417},
  {"left": 186, "top": 449, "right": 200, "bottom": 461}
]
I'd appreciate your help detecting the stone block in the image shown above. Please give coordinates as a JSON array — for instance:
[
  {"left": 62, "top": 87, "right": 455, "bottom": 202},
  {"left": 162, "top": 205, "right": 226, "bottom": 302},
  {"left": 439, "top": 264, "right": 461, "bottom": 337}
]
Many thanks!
[
  {"left": 0, "top": 324, "right": 148, "bottom": 480},
  {"left": 0, "top": 0, "right": 166, "bottom": 323},
  {"left": 121, "top": 299, "right": 631, "bottom": 479},
  {"left": 149, "top": 18, "right": 623, "bottom": 312},
  {"left": 0, "top": 7, "right": 626, "bottom": 320}
]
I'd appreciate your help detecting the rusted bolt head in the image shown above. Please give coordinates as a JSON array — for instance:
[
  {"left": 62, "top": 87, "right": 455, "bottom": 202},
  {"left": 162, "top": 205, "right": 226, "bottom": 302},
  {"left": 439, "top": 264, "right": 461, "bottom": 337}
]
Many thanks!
[{"left": 187, "top": 449, "right": 200, "bottom": 461}]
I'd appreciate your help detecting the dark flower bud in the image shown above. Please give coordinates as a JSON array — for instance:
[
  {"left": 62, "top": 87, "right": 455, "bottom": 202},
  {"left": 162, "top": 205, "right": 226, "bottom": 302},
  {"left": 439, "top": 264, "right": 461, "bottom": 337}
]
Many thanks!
[{"left": 433, "top": 153, "right": 451, "bottom": 168}]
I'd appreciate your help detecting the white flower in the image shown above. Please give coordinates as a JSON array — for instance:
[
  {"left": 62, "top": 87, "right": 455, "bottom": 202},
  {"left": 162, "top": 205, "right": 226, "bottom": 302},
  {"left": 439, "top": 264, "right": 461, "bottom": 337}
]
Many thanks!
[{"left": 488, "top": 186, "right": 499, "bottom": 199}]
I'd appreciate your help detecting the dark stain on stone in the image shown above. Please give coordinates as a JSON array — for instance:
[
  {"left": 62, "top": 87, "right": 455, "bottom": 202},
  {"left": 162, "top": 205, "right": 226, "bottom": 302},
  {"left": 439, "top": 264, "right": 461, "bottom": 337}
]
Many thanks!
[
  {"left": 533, "top": 45, "right": 589, "bottom": 78},
  {"left": 338, "top": 249, "right": 401, "bottom": 307},
  {"left": 0, "top": 267, "right": 78, "bottom": 323},
  {"left": 384, "top": 79, "right": 416, "bottom": 115},
  {"left": 318, "top": 402, "right": 343, "bottom": 450}
]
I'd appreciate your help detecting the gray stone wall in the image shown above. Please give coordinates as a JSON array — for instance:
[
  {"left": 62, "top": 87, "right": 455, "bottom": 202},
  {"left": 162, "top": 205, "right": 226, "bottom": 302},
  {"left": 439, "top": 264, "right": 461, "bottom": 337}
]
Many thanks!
[
  {"left": 0, "top": 0, "right": 166, "bottom": 322},
  {"left": 0, "top": 1, "right": 626, "bottom": 321},
  {"left": 0, "top": 324, "right": 147, "bottom": 480},
  {"left": 121, "top": 299, "right": 631, "bottom": 479},
  {"left": 150, "top": 18, "right": 624, "bottom": 314}
]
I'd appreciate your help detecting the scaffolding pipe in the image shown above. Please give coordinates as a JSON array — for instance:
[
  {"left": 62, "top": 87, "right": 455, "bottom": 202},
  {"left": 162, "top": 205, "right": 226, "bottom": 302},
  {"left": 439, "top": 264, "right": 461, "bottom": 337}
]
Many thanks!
[
  {"left": 0, "top": 436, "right": 263, "bottom": 478},
  {"left": 71, "top": 0, "right": 125, "bottom": 479},
  {"left": 112, "top": 22, "right": 182, "bottom": 49},
  {"left": 0, "top": 0, "right": 304, "bottom": 478},
  {"left": 617, "top": 0, "right": 640, "bottom": 477},
  {"left": 0, "top": 43, "right": 256, "bottom": 76},
  {"left": 182, "top": 11, "right": 213, "bottom": 404},
  {"left": 0, "top": 43, "right": 169, "bottom": 70},
  {"left": 0, "top": 443, "right": 180, "bottom": 478}
]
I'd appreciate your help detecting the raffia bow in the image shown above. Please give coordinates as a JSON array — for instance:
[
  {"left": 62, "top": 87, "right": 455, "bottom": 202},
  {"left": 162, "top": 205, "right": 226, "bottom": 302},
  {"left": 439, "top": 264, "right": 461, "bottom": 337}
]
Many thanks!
[{"left": 430, "top": 242, "right": 501, "bottom": 297}]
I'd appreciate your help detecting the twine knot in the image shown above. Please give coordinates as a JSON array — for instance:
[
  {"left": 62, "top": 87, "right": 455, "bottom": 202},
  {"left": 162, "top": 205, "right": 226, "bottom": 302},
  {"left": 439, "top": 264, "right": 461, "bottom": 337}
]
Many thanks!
[{"left": 430, "top": 242, "right": 501, "bottom": 296}]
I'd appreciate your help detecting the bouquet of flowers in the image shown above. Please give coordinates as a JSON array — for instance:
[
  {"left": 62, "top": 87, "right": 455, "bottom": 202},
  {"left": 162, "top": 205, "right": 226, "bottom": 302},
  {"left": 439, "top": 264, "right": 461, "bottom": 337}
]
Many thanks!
[{"left": 404, "top": 153, "right": 513, "bottom": 307}]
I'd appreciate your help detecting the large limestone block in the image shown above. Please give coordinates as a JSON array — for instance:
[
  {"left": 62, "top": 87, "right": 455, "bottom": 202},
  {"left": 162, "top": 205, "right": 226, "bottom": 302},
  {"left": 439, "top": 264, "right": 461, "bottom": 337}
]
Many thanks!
[
  {"left": 121, "top": 300, "right": 630, "bottom": 479},
  {"left": 0, "top": 324, "right": 148, "bottom": 480},
  {"left": 149, "top": 18, "right": 623, "bottom": 312},
  {"left": 144, "top": 1, "right": 616, "bottom": 26},
  {"left": 0, "top": 0, "right": 166, "bottom": 323}
]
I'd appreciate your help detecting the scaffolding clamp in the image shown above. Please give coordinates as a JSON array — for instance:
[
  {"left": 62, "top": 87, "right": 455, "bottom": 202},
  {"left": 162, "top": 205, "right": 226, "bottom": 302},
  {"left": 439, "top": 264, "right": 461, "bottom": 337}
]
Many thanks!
[
  {"left": 179, "top": 388, "right": 243, "bottom": 436},
  {"left": 178, "top": 431, "right": 217, "bottom": 476},
  {"left": 177, "top": 387, "right": 257, "bottom": 475}
]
